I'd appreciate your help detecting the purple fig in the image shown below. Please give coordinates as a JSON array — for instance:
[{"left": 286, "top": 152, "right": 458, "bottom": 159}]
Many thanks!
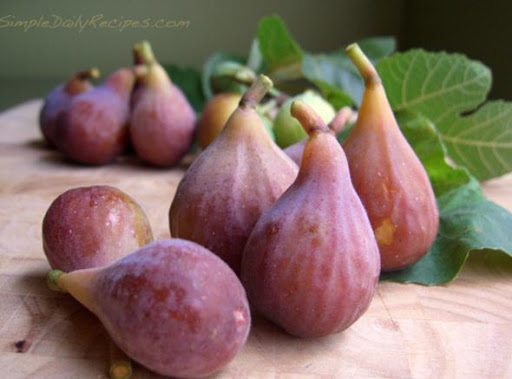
[
  {"left": 54, "top": 68, "right": 135, "bottom": 165},
  {"left": 42, "top": 185, "right": 153, "bottom": 272},
  {"left": 47, "top": 239, "right": 251, "bottom": 378},
  {"left": 169, "top": 75, "right": 298, "bottom": 275},
  {"left": 39, "top": 68, "right": 99, "bottom": 147},
  {"left": 130, "top": 41, "right": 196, "bottom": 166},
  {"left": 241, "top": 101, "right": 380, "bottom": 338}
]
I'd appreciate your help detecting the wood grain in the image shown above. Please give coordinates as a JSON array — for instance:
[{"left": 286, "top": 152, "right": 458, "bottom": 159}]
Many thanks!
[{"left": 0, "top": 100, "right": 511, "bottom": 378}]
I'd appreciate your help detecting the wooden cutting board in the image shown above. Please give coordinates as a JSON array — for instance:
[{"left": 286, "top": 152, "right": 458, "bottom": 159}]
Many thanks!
[{"left": 0, "top": 100, "right": 511, "bottom": 378}]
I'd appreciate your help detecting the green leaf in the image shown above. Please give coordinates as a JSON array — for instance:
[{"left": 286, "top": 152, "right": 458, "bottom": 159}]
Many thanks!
[
  {"left": 396, "top": 110, "right": 471, "bottom": 196},
  {"left": 377, "top": 50, "right": 512, "bottom": 180},
  {"left": 247, "top": 39, "right": 265, "bottom": 73},
  {"left": 381, "top": 178, "right": 512, "bottom": 285},
  {"left": 201, "top": 52, "right": 247, "bottom": 100},
  {"left": 164, "top": 65, "right": 205, "bottom": 113},
  {"left": 302, "top": 37, "right": 396, "bottom": 107},
  {"left": 257, "top": 15, "right": 303, "bottom": 81},
  {"left": 441, "top": 101, "right": 512, "bottom": 181},
  {"left": 302, "top": 52, "right": 358, "bottom": 107},
  {"left": 358, "top": 37, "right": 396, "bottom": 62}
]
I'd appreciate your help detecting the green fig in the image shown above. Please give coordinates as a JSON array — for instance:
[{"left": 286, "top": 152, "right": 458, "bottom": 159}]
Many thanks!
[
  {"left": 241, "top": 101, "right": 380, "bottom": 337},
  {"left": 343, "top": 43, "right": 439, "bottom": 272},
  {"left": 273, "top": 90, "right": 336, "bottom": 148},
  {"left": 284, "top": 106, "right": 353, "bottom": 165},
  {"left": 169, "top": 75, "right": 298, "bottom": 275}
]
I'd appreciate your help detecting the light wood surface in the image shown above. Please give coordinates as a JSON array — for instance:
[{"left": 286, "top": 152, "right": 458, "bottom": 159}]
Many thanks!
[{"left": 0, "top": 100, "right": 511, "bottom": 378}]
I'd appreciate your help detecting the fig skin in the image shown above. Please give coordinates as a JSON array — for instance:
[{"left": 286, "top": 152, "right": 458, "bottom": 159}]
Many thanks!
[
  {"left": 130, "top": 41, "right": 196, "bottom": 167},
  {"left": 343, "top": 44, "right": 439, "bottom": 272},
  {"left": 49, "top": 239, "right": 251, "bottom": 378},
  {"left": 54, "top": 68, "right": 135, "bottom": 165},
  {"left": 39, "top": 69, "right": 99, "bottom": 148},
  {"left": 42, "top": 185, "right": 153, "bottom": 272},
  {"left": 241, "top": 101, "right": 380, "bottom": 338},
  {"left": 169, "top": 75, "right": 298, "bottom": 275},
  {"left": 196, "top": 92, "right": 241, "bottom": 149}
]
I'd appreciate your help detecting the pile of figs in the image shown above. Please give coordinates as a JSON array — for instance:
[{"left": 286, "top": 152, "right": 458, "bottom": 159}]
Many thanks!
[
  {"left": 39, "top": 41, "right": 196, "bottom": 167},
  {"left": 41, "top": 43, "right": 439, "bottom": 378}
]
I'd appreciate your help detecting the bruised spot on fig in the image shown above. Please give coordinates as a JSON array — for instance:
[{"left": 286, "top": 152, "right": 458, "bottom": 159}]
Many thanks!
[{"left": 374, "top": 218, "right": 396, "bottom": 246}]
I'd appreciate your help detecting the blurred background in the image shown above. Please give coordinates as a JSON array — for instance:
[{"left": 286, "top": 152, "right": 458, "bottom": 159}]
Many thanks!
[{"left": 0, "top": 0, "right": 510, "bottom": 111}]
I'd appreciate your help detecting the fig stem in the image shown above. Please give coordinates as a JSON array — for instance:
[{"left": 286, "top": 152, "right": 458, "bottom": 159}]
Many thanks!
[
  {"left": 75, "top": 68, "right": 100, "bottom": 81},
  {"left": 133, "top": 41, "right": 155, "bottom": 66},
  {"left": 345, "top": 43, "right": 381, "bottom": 86},
  {"left": 328, "top": 106, "right": 353, "bottom": 135},
  {"left": 64, "top": 68, "right": 100, "bottom": 93},
  {"left": 133, "top": 64, "right": 149, "bottom": 79},
  {"left": 109, "top": 342, "right": 132, "bottom": 379},
  {"left": 47, "top": 270, "right": 66, "bottom": 293},
  {"left": 240, "top": 74, "right": 273, "bottom": 109},
  {"left": 291, "top": 100, "right": 330, "bottom": 135}
]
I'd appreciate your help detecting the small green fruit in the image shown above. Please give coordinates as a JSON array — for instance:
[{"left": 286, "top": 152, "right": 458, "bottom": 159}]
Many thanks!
[{"left": 273, "top": 91, "right": 335, "bottom": 148}]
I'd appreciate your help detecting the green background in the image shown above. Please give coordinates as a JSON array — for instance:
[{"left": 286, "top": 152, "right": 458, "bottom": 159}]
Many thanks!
[{"left": 0, "top": 0, "right": 510, "bottom": 111}]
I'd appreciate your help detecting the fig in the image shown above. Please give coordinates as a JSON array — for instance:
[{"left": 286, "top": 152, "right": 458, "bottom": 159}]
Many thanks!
[
  {"left": 130, "top": 41, "right": 196, "bottom": 166},
  {"left": 39, "top": 68, "right": 99, "bottom": 148},
  {"left": 54, "top": 68, "right": 135, "bottom": 165},
  {"left": 196, "top": 92, "right": 241, "bottom": 149},
  {"left": 196, "top": 92, "right": 276, "bottom": 149},
  {"left": 169, "top": 75, "right": 298, "bottom": 275},
  {"left": 241, "top": 101, "right": 380, "bottom": 338},
  {"left": 42, "top": 185, "right": 153, "bottom": 272},
  {"left": 343, "top": 43, "right": 439, "bottom": 272},
  {"left": 284, "top": 106, "right": 353, "bottom": 165},
  {"left": 273, "top": 90, "right": 335, "bottom": 148},
  {"left": 47, "top": 239, "right": 251, "bottom": 378}
]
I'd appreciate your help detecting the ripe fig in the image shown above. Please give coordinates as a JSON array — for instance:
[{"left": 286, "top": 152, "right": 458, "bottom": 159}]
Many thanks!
[
  {"left": 196, "top": 92, "right": 241, "bottom": 149},
  {"left": 39, "top": 68, "right": 99, "bottom": 148},
  {"left": 169, "top": 75, "right": 298, "bottom": 275},
  {"left": 241, "top": 101, "right": 380, "bottom": 338},
  {"left": 343, "top": 43, "right": 439, "bottom": 272},
  {"left": 42, "top": 185, "right": 153, "bottom": 272},
  {"left": 284, "top": 106, "right": 353, "bottom": 165},
  {"left": 54, "top": 68, "right": 135, "bottom": 165},
  {"left": 196, "top": 92, "right": 276, "bottom": 149},
  {"left": 273, "top": 90, "right": 335, "bottom": 148},
  {"left": 47, "top": 239, "right": 251, "bottom": 378},
  {"left": 130, "top": 41, "right": 196, "bottom": 166}
]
